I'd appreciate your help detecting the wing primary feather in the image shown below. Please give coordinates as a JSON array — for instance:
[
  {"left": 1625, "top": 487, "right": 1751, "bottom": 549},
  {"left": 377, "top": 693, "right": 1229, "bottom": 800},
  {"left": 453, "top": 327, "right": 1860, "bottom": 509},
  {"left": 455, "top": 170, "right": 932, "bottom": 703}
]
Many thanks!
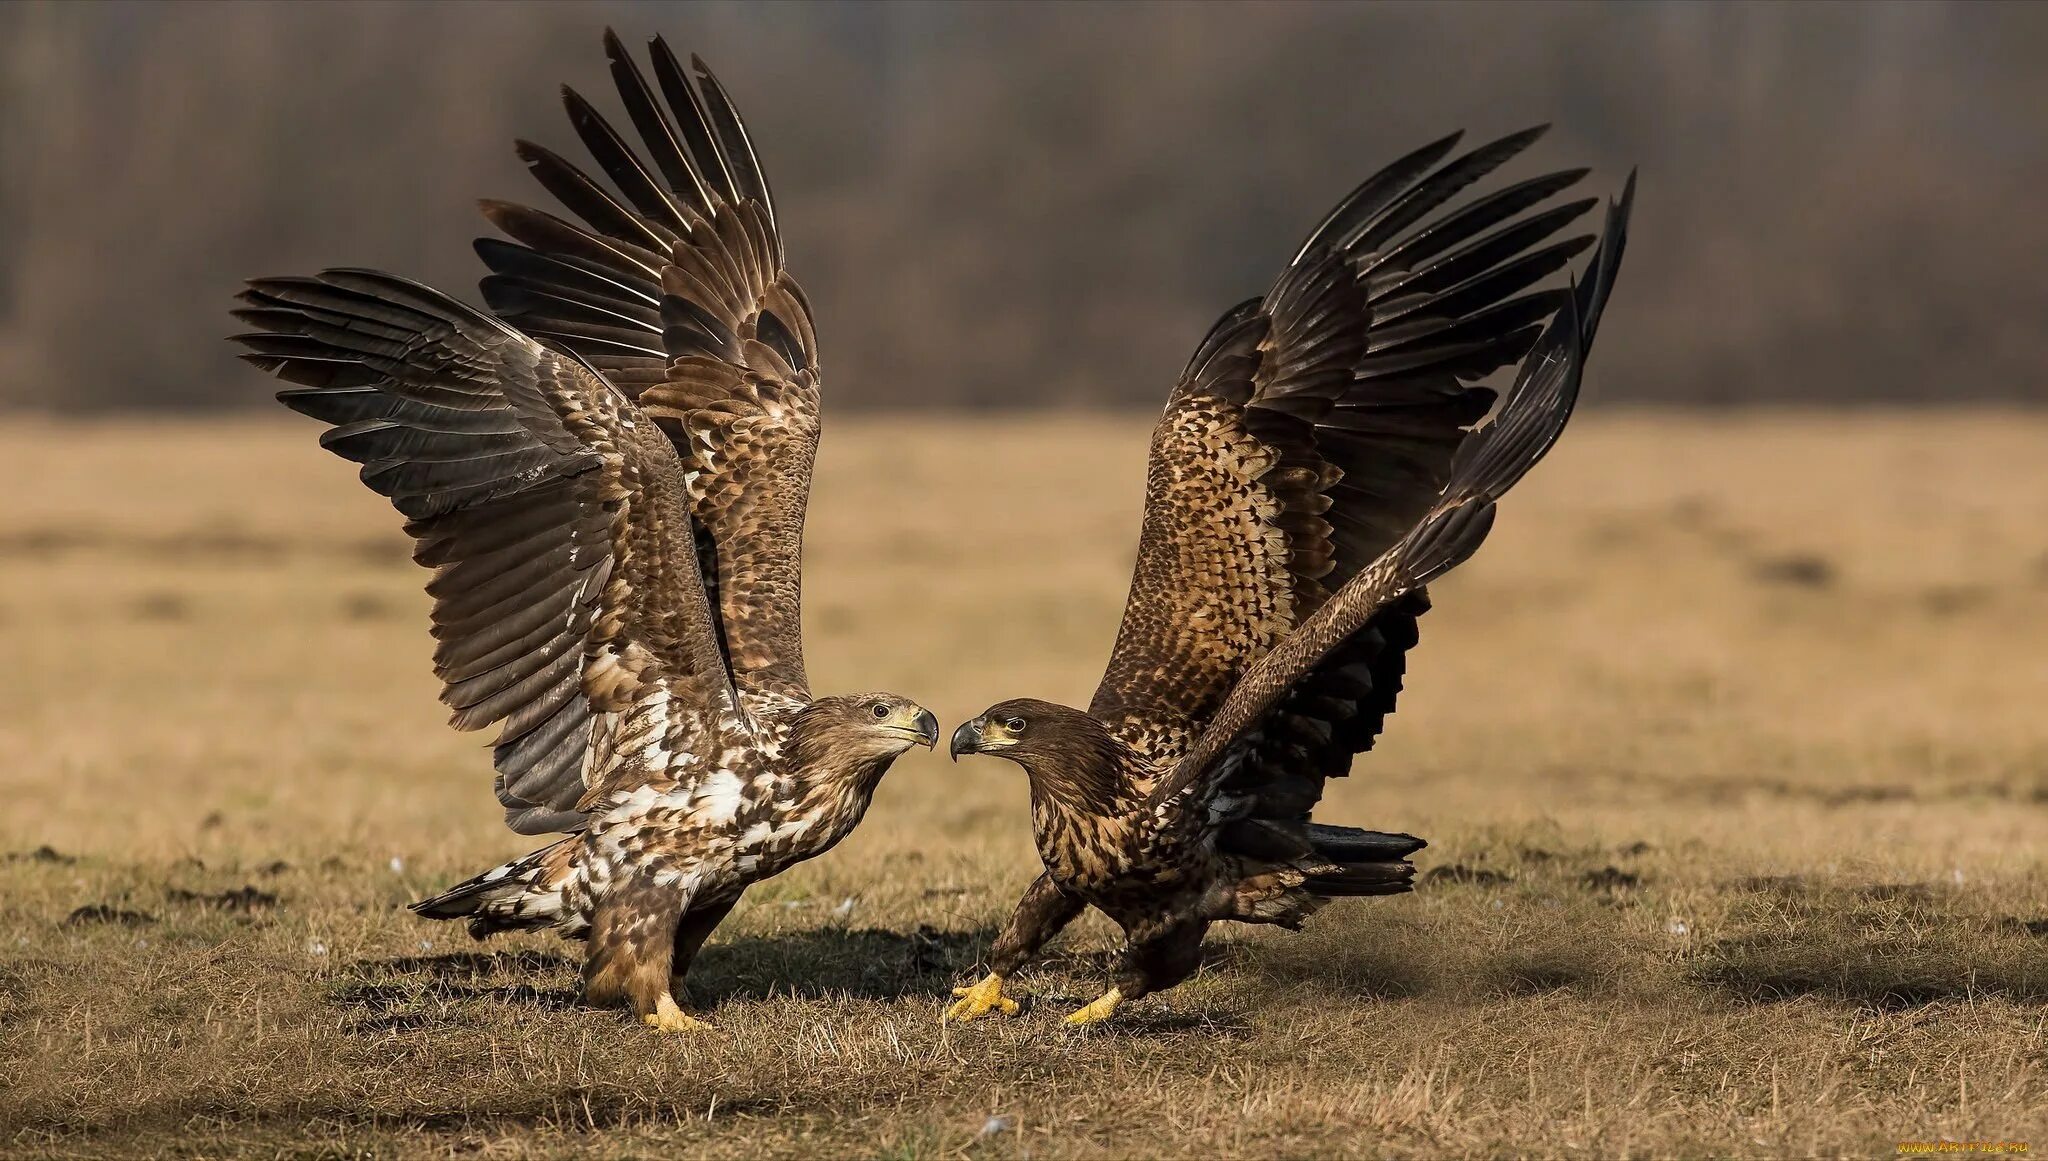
[
  {"left": 1572, "top": 169, "right": 1636, "bottom": 349},
  {"left": 1373, "top": 237, "right": 1593, "bottom": 330},
  {"left": 560, "top": 83, "right": 687, "bottom": 233},
  {"left": 1341, "top": 126, "right": 1550, "bottom": 257},
  {"left": 479, "top": 201, "right": 661, "bottom": 283},
  {"left": 1291, "top": 130, "right": 1465, "bottom": 265},
  {"left": 601, "top": 26, "right": 714, "bottom": 217},
  {"left": 691, "top": 55, "right": 776, "bottom": 230},
  {"left": 513, "top": 139, "right": 671, "bottom": 255},
  {"left": 1373, "top": 202, "right": 1596, "bottom": 303},
  {"left": 649, "top": 36, "right": 739, "bottom": 207},
  {"left": 479, "top": 274, "right": 663, "bottom": 332},
  {"left": 1363, "top": 169, "right": 1590, "bottom": 276}
]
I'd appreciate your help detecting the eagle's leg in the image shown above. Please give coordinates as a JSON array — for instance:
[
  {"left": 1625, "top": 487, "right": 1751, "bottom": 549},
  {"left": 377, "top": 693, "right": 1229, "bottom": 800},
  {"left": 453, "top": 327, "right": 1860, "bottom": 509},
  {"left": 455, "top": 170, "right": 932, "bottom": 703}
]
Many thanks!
[
  {"left": 668, "top": 895, "right": 739, "bottom": 1009},
  {"left": 644, "top": 991, "right": 712, "bottom": 1033},
  {"left": 947, "top": 972, "right": 1019, "bottom": 1022},
  {"left": 583, "top": 879, "right": 709, "bottom": 1032},
  {"left": 1068, "top": 918, "right": 1206, "bottom": 1027},
  {"left": 945, "top": 873, "right": 1083, "bottom": 1022},
  {"left": 1062, "top": 987, "right": 1124, "bottom": 1026}
]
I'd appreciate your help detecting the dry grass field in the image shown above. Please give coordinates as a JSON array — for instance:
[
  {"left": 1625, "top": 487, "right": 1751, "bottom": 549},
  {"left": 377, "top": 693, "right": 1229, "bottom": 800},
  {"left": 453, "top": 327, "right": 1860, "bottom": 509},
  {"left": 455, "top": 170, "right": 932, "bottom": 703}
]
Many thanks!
[{"left": 1, "top": 411, "right": 2045, "bottom": 1159}]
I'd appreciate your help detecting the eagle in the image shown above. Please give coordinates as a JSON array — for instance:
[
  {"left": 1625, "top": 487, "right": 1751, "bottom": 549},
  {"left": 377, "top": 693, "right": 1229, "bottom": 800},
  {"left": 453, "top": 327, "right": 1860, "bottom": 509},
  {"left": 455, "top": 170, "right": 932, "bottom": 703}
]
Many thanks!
[
  {"left": 230, "top": 32, "right": 938, "bottom": 1032},
  {"left": 948, "top": 131, "right": 1634, "bottom": 1025}
]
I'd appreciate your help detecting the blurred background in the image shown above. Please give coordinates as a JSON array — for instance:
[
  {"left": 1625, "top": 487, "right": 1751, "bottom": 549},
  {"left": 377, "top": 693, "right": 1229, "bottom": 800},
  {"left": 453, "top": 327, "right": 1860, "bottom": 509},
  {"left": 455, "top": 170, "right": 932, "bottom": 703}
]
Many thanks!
[{"left": 1, "top": 0, "right": 2042, "bottom": 412}]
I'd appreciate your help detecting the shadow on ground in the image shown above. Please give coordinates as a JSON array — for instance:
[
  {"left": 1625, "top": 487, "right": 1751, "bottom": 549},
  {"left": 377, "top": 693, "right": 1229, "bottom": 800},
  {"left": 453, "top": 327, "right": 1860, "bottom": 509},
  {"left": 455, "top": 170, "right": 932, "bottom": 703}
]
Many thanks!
[
  {"left": 1242, "top": 934, "right": 1436, "bottom": 1000},
  {"left": 331, "top": 951, "right": 583, "bottom": 1034},
  {"left": 688, "top": 923, "right": 993, "bottom": 1006},
  {"left": 332, "top": 881, "right": 2048, "bottom": 1037},
  {"left": 1688, "top": 878, "right": 2048, "bottom": 1012},
  {"left": 333, "top": 926, "right": 1000, "bottom": 1032},
  {"left": 1690, "top": 934, "right": 2048, "bottom": 1012}
]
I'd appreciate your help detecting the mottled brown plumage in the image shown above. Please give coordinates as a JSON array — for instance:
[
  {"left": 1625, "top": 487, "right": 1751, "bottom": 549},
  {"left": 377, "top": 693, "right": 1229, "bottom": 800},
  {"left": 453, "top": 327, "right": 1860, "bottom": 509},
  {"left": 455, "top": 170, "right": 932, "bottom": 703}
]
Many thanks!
[
  {"left": 229, "top": 34, "right": 936, "bottom": 1031},
  {"left": 951, "top": 132, "right": 1635, "bottom": 1025}
]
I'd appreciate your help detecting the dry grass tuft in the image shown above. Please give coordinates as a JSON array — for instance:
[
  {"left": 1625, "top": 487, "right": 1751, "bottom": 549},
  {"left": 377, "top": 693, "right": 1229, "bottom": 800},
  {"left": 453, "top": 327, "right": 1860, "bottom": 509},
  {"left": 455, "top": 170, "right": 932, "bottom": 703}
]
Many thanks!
[{"left": 2, "top": 412, "right": 2045, "bottom": 1158}]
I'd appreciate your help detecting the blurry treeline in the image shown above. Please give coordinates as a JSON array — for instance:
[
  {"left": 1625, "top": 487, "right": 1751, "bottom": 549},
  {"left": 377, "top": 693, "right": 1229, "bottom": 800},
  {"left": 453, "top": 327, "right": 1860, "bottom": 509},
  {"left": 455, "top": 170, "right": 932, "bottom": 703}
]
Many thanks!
[{"left": 1, "top": 0, "right": 2042, "bottom": 412}]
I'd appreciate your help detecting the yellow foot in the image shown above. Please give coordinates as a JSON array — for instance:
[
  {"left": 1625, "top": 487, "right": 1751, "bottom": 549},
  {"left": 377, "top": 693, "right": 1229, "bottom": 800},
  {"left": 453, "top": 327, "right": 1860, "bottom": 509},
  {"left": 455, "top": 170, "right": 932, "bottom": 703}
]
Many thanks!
[
  {"left": 943, "top": 972, "right": 1021, "bottom": 1022},
  {"left": 1063, "top": 987, "right": 1124, "bottom": 1027},
  {"left": 642, "top": 992, "right": 714, "bottom": 1033}
]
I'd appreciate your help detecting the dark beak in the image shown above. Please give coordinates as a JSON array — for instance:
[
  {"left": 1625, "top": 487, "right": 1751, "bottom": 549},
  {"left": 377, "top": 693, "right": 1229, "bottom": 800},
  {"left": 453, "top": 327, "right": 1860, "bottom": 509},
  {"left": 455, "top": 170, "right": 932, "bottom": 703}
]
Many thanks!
[
  {"left": 914, "top": 708, "right": 940, "bottom": 748},
  {"left": 949, "top": 717, "right": 983, "bottom": 762}
]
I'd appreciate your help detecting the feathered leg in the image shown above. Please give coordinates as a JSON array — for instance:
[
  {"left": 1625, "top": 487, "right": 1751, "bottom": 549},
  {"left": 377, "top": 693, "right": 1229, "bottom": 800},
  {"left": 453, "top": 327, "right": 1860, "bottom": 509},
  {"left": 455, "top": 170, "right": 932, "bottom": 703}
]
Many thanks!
[
  {"left": 584, "top": 878, "right": 706, "bottom": 1032},
  {"left": 668, "top": 895, "right": 738, "bottom": 1008},
  {"left": 1068, "top": 919, "right": 1206, "bottom": 1027},
  {"left": 946, "top": 873, "right": 1083, "bottom": 1022}
]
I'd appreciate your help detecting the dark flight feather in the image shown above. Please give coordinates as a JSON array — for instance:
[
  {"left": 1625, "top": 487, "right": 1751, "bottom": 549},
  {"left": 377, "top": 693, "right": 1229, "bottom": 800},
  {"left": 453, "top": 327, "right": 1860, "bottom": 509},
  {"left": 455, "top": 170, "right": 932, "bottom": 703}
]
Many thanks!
[
  {"left": 232, "top": 268, "right": 733, "bottom": 834},
  {"left": 601, "top": 29, "right": 712, "bottom": 216}
]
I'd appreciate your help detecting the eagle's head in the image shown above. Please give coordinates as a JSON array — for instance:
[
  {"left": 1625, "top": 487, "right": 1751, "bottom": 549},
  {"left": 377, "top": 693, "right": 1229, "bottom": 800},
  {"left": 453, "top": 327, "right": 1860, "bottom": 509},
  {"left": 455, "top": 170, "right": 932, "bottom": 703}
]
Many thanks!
[
  {"left": 786, "top": 694, "right": 938, "bottom": 797},
  {"left": 777, "top": 693, "right": 937, "bottom": 833},
  {"left": 950, "top": 698, "right": 1127, "bottom": 810},
  {"left": 796, "top": 694, "right": 941, "bottom": 764}
]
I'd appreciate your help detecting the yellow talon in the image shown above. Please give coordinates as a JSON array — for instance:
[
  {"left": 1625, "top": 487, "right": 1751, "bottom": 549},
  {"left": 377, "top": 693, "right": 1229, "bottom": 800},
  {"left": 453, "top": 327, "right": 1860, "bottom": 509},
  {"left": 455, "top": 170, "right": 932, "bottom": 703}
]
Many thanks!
[
  {"left": 642, "top": 992, "right": 714, "bottom": 1033},
  {"left": 943, "top": 972, "right": 1020, "bottom": 1022},
  {"left": 1063, "top": 987, "right": 1123, "bottom": 1027}
]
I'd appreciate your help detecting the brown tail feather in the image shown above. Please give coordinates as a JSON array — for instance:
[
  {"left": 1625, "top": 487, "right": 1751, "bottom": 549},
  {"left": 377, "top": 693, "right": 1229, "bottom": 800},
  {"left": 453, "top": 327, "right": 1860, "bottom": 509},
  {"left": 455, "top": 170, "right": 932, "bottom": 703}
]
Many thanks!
[
  {"left": 410, "top": 837, "right": 579, "bottom": 938},
  {"left": 1305, "top": 859, "right": 1418, "bottom": 898}
]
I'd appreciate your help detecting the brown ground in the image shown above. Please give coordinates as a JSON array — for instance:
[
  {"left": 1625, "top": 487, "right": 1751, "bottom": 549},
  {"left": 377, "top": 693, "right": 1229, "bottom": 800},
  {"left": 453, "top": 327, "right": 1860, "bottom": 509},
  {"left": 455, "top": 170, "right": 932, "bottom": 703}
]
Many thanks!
[{"left": 0, "top": 412, "right": 2043, "bottom": 1159}]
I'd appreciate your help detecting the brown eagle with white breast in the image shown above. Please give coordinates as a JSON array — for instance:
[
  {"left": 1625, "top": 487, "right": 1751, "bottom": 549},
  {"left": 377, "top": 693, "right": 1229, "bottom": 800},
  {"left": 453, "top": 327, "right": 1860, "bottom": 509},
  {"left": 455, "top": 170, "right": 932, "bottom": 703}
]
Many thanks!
[
  {"left": 232, "top": 32, "right": 937, "bottom": 1032},
  {"left": 949, "top": 131, "right": 1634, "bottom": 1025}
]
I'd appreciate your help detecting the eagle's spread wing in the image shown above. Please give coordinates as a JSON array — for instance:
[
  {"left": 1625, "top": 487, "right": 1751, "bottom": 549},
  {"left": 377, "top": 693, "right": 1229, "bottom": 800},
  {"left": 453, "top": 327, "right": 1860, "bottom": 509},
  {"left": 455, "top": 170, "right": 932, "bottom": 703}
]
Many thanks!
[
  {"left": 233, "top": 269, "right": 735, "bottom": 835},
  {"left": 1151, "top": 177, "right": 1634, "bottom": 813},
  {"left": 1091, "top": 129, "right": 1606, "bottom": 777},
  {"left": 474, "top": 31, "right": 818, "bottom": 704}
]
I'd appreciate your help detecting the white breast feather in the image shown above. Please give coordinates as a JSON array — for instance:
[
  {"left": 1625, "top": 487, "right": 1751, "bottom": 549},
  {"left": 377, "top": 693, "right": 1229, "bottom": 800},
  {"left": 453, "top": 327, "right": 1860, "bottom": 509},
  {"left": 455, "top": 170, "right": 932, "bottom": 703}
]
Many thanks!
[{"left": 690, "top": 768, "right": 747, "bottom": 822}]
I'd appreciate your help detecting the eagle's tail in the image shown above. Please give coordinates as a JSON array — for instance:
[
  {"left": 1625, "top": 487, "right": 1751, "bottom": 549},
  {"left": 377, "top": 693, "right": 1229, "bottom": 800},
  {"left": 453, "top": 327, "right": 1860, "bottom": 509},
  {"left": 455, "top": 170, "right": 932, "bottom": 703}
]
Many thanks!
[
  {"left": 1302, "top": 823, "right": 1426, "bottom": 898},
  {"left": 1221, "top": 825, "right": 1425, "bottom": 927},
  {"left": 409, "top": 837, "right": 581, "bottom": 939}
]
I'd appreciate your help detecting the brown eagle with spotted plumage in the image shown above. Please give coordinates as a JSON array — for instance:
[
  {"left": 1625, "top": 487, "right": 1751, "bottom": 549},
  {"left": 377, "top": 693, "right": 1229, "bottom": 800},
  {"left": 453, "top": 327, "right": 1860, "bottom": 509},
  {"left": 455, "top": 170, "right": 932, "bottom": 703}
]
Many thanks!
[
  {"left": 949, "top": 131, "right": 1634, "bottom": 1025},
  {"left": 231, "top": 32, "right": 937, "bottom": 1032}
]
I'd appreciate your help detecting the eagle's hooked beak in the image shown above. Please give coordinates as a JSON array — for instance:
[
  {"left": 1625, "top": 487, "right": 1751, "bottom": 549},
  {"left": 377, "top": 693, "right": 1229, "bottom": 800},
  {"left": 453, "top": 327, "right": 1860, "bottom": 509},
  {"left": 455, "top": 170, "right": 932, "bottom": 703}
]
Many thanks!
[
  {"left": 912, "top": 707, "right": 940, "bottom": 748},
  {"left": 879, "top": 705, "right": 939, "bottom": 748},
  {"left": 949, "top": 717, "right": 983, "bottom": 762}
]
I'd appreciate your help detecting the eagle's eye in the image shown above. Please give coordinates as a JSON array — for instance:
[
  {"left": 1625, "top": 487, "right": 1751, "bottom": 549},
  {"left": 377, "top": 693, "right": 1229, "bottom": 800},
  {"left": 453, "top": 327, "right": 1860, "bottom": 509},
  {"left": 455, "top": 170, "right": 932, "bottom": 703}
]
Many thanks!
[
  {"left": 1004, "top": 716, "right": 1026, "bottom": 733},
  {"left": 870, "top": 702, "right": 891, "bottom": 719}
]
